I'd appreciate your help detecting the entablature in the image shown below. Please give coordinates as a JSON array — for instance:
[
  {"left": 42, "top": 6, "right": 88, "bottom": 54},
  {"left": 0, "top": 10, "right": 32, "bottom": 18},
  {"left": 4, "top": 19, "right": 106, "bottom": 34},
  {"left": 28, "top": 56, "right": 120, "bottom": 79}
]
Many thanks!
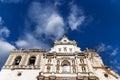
[{"left": 11, "top": 49, "right": 46, "bottom": 53}]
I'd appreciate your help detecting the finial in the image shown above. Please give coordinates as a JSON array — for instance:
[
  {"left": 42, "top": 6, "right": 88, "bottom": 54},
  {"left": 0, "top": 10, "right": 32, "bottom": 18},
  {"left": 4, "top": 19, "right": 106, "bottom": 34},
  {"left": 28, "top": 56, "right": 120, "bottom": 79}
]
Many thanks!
[
  {"left": 86, "top": 48, "right": 89, "bottom": 51},
  {"left": 63, "top": 35, "right": 67, "bottom": 38}
]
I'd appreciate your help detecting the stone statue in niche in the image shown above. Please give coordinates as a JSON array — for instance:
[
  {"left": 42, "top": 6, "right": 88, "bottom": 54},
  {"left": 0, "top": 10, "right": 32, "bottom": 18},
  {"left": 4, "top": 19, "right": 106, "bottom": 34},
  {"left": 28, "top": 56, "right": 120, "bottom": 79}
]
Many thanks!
[
  {"left": 58, "top": 48, "right": 61, "bottom": 52},
  {"left": 73, "top": 65, "right": 76, "bottom": 73},
  {"left": 82, "top": 66, "right": 86, "bottom": 72},
  {"left": 69, "top": 48, "right": 72, "bottom": 52},
  {"left": 56, "top": 60, "right": 60, "bottom": 73},
  {"left": 48, "top": 58, "right": 51, "bottom": 64},
  {"left": 47, "top": 66, "right": 50, "bottom": 72},
  {"left": 72, "top": 60, "right": 75, "bottom": 64},
  {"left": 64, "top": 47, "right": 67, "bottom": 52},
  {"left": 56, "top": 64, "right": 59, "bottom": 73},
  {"left": 57, "top": 60, "right": 60, "bottom": 64}
]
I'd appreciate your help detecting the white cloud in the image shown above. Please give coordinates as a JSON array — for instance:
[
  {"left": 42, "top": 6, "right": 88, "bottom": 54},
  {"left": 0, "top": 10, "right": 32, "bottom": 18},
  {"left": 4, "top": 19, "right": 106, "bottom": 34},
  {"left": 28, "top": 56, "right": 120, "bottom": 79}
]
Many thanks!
[
  {"left": 96, "top": 43, "right": 112, "bottom": 52},
  {"left": 0, "top": 39, "right": 15, "bottom": 55},
  {"left": 45, "top": 14, "right": 64, "bottom": 40},
  {"left": 0, "top": 0, "right": 22, "bottom": 3},
  {"left": 54, "top": 0, "right": 64, "bottom": 7},
  {"left": 110, "top": 59, "right": 120, "bottom": 73},
  {"left": 15, "top": 1, "right": 90, "bottom": 49},
  {"left": 0, "top": 16, "right": 3, "bottom": 25},
  {"left": 0, "top": 39, "right": 15, "bottom": 68},
  {"left": 0, "top": 16, "right": 15, "bottom": 68},
  {"left": 116, "top": 66, "right": 120, "bottom": 70},
  {"left": 15, "top": 40, "right": 29, "bottom": 48},
  {"left": 16, "top": 33, "right": 49, "bottom": 49},
  {"left": 96, "top": 43, "right": 120, "bottom": 73},
  {"left": 0, "top": 27, "right": 10, "bottom": 38},
  {"left": 96, "top": 43, "right": 119, "bottom": 56},
  {"left": 111, "top": 48, "right": 119, "bottom": 56},
  {"left": 16, "top": 1, "right": 66, "bottom": 49},
  {"left": 34, "top": 13, "right": 65, "bottom": 40},
  {"left": 0, "top": 16, "right": 15, "bottom": 55},
  {"left": 28, "top": 1, "right": 65, "bottom": 40},
  {"left": 68, "top": 4, "right": 85, "bottom": 30},
  {"left": 0, "top": 17, "right": 10, "bottom": 38}
]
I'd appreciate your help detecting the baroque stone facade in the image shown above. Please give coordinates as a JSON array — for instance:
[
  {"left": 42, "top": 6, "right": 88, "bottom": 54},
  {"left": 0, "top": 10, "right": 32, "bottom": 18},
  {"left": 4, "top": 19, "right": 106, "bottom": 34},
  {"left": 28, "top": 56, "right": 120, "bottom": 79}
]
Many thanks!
[{"left": 0, "top": 36, "right": 120, "bottom": 80}]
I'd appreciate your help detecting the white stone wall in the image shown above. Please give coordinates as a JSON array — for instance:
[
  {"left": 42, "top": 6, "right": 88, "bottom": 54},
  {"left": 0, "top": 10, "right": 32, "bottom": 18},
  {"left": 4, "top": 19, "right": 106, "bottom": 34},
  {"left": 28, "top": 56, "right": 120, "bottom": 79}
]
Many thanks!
[
  {"left": 50, "top": 45, "right": 81, "bottom": 53},
  {"left": 0, "top": 36, "right": 120, "bottom": 80},
  {"left": 0, "top": 69, "right": 40, "bottom": 80},
  {"left": 94, "top": 69, "right": 120, "bottom": 80}
]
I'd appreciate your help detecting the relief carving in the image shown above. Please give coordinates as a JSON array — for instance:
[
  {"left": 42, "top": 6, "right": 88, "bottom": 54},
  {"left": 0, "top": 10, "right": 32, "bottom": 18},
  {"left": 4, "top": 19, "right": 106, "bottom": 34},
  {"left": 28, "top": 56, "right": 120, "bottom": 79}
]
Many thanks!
[
  {"left": 80, "top": 59, "right": 84, "bottom": 64},
  {"left": 72, "top": 60, "right": 75, "bottom": 64},
  {"left": 73, "top": 65, "right": 76, "bottom": 73},
  {"left": 82, "top": 66, "right": 86, "bottom": 72},
  {"left": 56, "top": 64, "right": 60, "bottom": 73},
  {"left": 48, "top": 57, "right": 51, "bottom": 64}
]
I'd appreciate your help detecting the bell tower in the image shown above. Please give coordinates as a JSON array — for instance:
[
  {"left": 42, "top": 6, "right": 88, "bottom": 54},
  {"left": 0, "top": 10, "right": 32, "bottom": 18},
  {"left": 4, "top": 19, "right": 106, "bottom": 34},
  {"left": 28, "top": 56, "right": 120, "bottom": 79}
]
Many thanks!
[{"left": 3, "top": 49, "right": 45, "bottom": 70}]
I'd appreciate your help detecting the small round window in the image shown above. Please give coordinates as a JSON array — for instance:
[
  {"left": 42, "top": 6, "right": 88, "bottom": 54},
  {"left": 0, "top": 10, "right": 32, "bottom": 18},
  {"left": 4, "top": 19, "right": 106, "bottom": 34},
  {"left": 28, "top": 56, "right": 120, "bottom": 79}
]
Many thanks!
[
  {"left": 64, "top": 40, "right": 67, "bottom": 42},
  {"left": 104, "top": 73, "right": 108, "bottom": 78},
  {"left": 17, "top": 72, "right": 22, "bottom": 76}
]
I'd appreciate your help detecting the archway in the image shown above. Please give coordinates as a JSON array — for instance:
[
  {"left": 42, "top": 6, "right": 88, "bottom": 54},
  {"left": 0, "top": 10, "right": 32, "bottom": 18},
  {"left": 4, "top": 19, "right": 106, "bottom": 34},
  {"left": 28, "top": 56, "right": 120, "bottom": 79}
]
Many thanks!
[
  {"left": 14, "top": 56, "right": 22, "bottom": 65},
  {"left": 28, "top": 56, "right": 36, "bottom": 65},
  {"left": 61, "top": 60, "right": 70, "bottom": 72}
]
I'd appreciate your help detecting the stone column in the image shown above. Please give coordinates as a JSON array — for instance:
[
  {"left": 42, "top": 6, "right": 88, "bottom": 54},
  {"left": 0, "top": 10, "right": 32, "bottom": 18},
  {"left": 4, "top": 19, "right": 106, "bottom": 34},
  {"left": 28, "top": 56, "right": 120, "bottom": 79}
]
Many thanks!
[
  {"left": 9, "top": 55, "right": 17, "bottom": 65},
  {"left": 5, "top": 55, "right": 16, "bottom": 66},
  {"left": 75, "top": 54, "right": 78, "bottom": 73},
  {"left": 35, "top": 54, "right": 41, "bottom": 67},
  {"left": 52, "top": 56, "right": 56, "bottom": 73},
  {"left": 19, "top": 54, "right": 27, "bottom": 66},
  {"left": 86, "top": 58, "right": 94, "bottom": 76},
  {"left": 23, "top": 54, "right": 30, "bottom": 66}
]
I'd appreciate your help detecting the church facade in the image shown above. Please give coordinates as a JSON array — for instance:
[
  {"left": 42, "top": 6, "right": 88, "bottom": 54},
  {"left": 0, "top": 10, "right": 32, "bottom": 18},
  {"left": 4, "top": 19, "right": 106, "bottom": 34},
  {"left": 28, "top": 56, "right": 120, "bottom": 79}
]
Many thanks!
[{"left": 0, "top": 36, "right": 120, "bottom": 80}]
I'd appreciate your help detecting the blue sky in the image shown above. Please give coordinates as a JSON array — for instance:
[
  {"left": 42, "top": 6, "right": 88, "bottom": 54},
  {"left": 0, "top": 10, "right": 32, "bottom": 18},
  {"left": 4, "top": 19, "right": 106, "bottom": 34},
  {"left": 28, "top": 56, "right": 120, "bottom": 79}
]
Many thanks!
[{"left": 0, "top": 0, "right": 120, "bottom": 74}]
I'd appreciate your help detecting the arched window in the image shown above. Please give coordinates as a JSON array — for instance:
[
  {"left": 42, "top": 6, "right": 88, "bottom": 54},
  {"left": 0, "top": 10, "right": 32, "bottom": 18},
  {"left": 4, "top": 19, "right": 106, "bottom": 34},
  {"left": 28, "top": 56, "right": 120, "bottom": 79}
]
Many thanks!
[
  {"left": 28, "top": 56, "right": 36, "bottom": 65},
  {"left": 14, "top": 56, "right": 22, "bottom": 65},
  {"left": 80, "top": 59, "right": 84, "bottom": 64},
  {"left": 61, "top": 60, "right": 70, "bottom": 72}
]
